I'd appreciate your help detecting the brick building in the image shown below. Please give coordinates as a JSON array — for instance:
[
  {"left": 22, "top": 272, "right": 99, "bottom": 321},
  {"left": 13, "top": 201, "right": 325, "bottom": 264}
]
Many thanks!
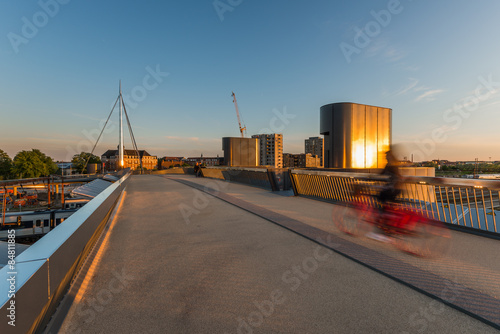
[
  {"left": 185, "top": 155, "right": 224, "bottom": 167},
  {"left": 101, "top": 149, "right": 158, "bottom": 171},
  {"left": 283, "top": 153, "right": 321, "bottom": 168},
  {"left": 160, "top": 157, "right": 184, "bottom": 169}
]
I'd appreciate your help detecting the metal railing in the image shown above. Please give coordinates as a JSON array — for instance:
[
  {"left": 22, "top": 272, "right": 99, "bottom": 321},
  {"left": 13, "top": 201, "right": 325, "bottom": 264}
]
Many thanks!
[
  {"left": 290, "top": 169, "right": 499, "bottom": 234},
  {"left": 0, "top": 170, "right": 131, "bottom": 334}
]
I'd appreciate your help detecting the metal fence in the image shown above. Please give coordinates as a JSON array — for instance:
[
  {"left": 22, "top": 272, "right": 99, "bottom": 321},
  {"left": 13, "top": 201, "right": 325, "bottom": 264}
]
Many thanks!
[
  {"left": 0, "top": 170, "right": 131, "bottom": 334},
  {"left": 289, "top": 169, "right": 499, "bottom": 234}
]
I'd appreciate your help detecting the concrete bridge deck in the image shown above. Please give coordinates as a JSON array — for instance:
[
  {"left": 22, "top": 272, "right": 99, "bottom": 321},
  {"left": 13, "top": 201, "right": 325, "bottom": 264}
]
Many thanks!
[{"left": 57, "top": 175, "right": 499, "bottom": 333}]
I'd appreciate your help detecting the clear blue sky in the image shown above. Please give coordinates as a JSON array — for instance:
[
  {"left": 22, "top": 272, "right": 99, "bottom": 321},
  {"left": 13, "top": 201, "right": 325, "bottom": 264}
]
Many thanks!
[{"left": 1, "top": 0, "right": 500, "bottom": 161}]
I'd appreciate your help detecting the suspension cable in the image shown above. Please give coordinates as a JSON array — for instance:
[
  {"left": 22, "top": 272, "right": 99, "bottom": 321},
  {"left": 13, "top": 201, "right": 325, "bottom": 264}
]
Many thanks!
[
  {"left": 122, "top": 97, "right": 144, "bottom": 174},
  {"left": 81, "top": 95, "right": 120, "bottom": 174}
]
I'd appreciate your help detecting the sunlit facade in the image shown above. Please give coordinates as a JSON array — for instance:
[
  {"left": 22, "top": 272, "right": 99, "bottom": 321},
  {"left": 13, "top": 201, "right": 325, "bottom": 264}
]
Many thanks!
[
  {"left": 305, "top": 137, "right": 324, "bottom": 167},
  {"left": 222, "top": 137, "right": 259, "bottom": 167},
  {"left": 251, "top": 134, "right": 283, "bottom": 168},
  {"left": 101, "top": 149, "right": 158, "bottom": 171},
  {"left": 320, "top": 103, "right": 391, "bottom": 169}
]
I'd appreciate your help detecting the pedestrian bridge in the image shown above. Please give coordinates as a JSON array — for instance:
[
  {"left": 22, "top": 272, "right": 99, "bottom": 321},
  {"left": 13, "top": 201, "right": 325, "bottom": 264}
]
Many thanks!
[{"left": 2, "top": 174, "right": 500, "bottom": 333}]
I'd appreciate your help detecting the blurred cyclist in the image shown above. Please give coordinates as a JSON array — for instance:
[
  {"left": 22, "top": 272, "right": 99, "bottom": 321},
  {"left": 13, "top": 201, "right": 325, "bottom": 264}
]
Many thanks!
[
  {"left": 368, "top": 147, "right": 403, "bottom": 242},
  {"left": 378, "top": 149, "right": 402, "bottom": 207}
]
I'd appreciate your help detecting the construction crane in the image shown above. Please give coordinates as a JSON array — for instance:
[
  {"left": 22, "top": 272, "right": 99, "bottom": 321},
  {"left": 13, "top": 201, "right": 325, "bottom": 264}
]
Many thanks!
[{"left": 231, "top": 91, "right": 246, "bottom": 137}]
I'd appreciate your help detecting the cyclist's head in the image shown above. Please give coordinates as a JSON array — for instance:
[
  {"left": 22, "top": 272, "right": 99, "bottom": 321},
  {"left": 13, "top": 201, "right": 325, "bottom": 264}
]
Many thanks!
[
  {"left": 385, "top": 149, "right": 396, "bottom": 164},
  {"left": 386, "top": 144, "right": 405, "bottom": 164}
]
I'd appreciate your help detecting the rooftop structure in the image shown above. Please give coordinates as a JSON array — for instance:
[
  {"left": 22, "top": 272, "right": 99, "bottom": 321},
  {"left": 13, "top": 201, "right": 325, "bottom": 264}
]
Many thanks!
[{"left": 71, "top": 179, "right": 113, "bottom": 198}]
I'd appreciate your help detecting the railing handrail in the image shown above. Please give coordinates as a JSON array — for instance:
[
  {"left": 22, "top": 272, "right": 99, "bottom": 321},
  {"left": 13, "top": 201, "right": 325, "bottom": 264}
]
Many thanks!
[
  {"left": 0, "top": 170, "right": 131, "bottom": 333},
  {"left": 290, "top": 169, "right": 500, "bottom": 190},
  {"left": 289, "top": 168, "right": 499, "bottom": 234}
]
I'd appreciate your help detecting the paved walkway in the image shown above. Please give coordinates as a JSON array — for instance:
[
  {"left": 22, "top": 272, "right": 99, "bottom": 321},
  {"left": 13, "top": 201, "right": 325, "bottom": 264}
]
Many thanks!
[{"left": 59, "top": 175, "right": 499, "bottom": 333}]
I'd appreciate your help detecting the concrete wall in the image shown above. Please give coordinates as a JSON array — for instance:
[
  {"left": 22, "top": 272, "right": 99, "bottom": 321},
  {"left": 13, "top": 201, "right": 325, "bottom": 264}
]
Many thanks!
[
  {"left": 201, "top": 167, "right": 292, "bottom": 191},
  {"left": 151, "top": 168, "right": 194, "bottom": 175},
  {"left": 201, "top": 168, "right": 225, "bottom": 180}
]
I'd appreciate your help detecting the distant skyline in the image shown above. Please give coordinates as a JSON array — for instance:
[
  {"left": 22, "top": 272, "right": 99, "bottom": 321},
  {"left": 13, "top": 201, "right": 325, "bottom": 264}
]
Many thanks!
[{"left": 1, "top": 1, "right": 500, "bottom": 161}]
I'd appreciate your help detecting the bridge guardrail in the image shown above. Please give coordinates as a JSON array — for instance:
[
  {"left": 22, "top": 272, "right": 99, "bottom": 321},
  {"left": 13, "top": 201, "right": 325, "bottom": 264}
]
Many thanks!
[
  {"left": 201, "top": 166, "right": 292, "bottom": 191},
  {"left": 0, "top": 170, "right": 131, "bottom": 334},
  {"left": 290, "top": 169, "right": 499, "bottom": 234}
]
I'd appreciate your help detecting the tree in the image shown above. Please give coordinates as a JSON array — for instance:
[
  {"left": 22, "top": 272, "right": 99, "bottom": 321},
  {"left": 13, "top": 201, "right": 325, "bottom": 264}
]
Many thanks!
[
  {"left": 33, "top": 149, "right": 58, "bottom": 175},
  {"left": 0, "top": 149, "right": 12, "bottom": 180},
  {"left": 423, "top": 162, "right": 437, "bottom": 168},
  {"left": 12, "top": 149, "right": 57, "bottom": 178},
  {"left": 72, "top": 152, "right": 101, "bottom": 174}
]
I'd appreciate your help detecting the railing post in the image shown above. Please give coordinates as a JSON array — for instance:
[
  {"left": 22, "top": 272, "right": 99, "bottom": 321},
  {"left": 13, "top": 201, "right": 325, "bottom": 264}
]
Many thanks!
[
  {"left": 289, "top": 169, "right": 298, "bottom": 196},
  {"left": 267, "top": 168, "right": 278, "bottom": 191}
]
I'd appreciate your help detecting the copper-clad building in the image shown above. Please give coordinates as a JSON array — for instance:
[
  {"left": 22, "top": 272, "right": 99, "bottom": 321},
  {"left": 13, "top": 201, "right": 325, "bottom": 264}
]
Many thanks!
[{"left": 320, "top": 103, "right": 391, "bottom": 169}]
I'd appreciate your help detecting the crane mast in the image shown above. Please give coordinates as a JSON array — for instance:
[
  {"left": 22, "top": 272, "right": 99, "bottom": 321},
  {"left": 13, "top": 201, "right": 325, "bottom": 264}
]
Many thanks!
[{"left": 231, "top": 91, "right": 246, "bottom": 137}]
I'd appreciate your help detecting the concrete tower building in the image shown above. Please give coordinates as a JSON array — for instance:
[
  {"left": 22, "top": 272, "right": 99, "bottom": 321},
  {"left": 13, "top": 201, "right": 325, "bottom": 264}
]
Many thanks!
[
  {"left": 251, "top": 134, "right": 283, "bottom": 168},
  {"left": 305, "top": 137, "right": 324, "bottom": 167}
]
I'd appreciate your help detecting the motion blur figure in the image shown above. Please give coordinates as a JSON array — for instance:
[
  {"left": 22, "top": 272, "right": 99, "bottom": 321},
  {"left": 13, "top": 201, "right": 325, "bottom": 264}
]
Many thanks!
[
  {"left": 367, "top": 147, "right": 404, "bottom": 242},
  {"left": 336, "top": 144, "right": 451, "bottom": 256},
  {"left": 378, "top": 148, "right": 403, "bottom": 207},
  {"left": 194, "top": 162, "right": 201, "bottom": 177}
]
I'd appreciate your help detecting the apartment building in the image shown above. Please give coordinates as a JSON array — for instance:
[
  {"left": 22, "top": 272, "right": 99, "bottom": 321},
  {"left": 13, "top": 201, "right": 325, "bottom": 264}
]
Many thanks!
[
  {"left": 251, "top": 134, "right": 283, "bottom": 168},
  {"left": 305, "top": 136, "right": 324, "bottom": 167}
]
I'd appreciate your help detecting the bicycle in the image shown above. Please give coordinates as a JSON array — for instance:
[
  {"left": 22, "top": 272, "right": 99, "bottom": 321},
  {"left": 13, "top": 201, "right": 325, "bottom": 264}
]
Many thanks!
[{"left": 333, "top": 186, "right": 451, "bottom": 258}]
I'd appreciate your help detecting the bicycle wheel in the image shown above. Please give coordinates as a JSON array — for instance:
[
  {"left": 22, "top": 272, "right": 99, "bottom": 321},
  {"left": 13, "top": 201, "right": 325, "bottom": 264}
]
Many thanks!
[
  {"left": 394, "top": 218, "right": 451, "bottom": 258},
  {"left": 333, "top": 204, "right": 373, "bottom": 237}
]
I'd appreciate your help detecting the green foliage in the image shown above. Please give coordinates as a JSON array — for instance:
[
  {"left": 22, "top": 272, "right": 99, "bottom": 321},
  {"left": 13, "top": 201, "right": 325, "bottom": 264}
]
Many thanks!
[
  {"left": 0, "top": 149, "right": 12, "bottom": 180},
  {"left": 441, "top": 165, "right": 458, "bottom": 171},
  {"left": 423, "top": 162, "right": 438, "bottom": 168},
  {"left": 436, "top": 162, "right": 500, "bottom": 177},
  {"left": 72, "top": 152, "right": 101, "bottom": 174},
  {"left": 12, "top": 149, "right": 57, "bottom": 179}
]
